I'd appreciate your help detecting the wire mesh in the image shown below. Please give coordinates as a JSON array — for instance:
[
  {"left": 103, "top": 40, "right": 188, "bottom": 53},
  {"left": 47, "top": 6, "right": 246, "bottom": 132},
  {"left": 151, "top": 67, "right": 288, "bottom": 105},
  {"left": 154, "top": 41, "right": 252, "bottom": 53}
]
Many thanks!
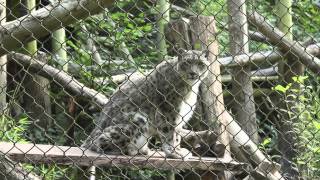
[{"left": 0, "top": 0, "right": 319, "bottom": 179}]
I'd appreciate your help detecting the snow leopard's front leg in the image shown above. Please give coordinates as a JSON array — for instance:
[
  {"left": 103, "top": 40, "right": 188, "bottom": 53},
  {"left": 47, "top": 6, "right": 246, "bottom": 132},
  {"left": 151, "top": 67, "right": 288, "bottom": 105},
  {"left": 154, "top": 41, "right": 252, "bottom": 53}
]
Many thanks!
[
  {"left": 156, "top": 112, "right": 192, "bottom": 159},
  {"left": 161, "top": 127, "right": 192, "bottom": 160},
  {"left": 126, "top": 112, "right": 153, "bottom": 156}
]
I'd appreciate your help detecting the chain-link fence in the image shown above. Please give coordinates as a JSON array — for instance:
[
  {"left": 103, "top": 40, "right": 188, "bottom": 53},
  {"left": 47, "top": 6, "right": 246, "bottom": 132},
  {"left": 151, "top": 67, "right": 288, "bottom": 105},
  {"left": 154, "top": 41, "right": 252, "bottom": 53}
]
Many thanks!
[{"left": 0, "top": 0, "right": 319, "bottom": 179}]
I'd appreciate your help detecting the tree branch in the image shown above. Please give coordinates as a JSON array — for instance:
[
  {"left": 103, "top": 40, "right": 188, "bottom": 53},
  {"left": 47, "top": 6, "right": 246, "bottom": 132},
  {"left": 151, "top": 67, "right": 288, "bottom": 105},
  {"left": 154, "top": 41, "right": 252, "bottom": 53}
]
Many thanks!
[
  {"left": 222, "top": 111, "right": 284, "bottom": 180},
  {"left": 171, "top": 4, "right": 196, "bottom": 16},
  {"left": 0, "top": 0, "right": 114, "bottom": 56},
  {"left": 220, "top": 43, "right": 320, "bottom": 67},
  {"left": 8, "top": 52, "right": 109, "bottom": 106},
  {"left": 248, "top": 11, "right": 320, "bottom": 74}
]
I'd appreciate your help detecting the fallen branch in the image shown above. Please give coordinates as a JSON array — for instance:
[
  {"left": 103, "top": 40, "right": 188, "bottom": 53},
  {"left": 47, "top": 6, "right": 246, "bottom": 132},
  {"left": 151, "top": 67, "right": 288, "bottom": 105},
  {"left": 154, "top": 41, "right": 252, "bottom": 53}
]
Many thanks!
[
  {"left": 248, "top": 11, "right": 320, "bottom": 74},
  {"left": 252, "top": 65, "right": 278, "bottom": 76},
  {"left": 224, "top": 88, "right": 273, "bottom": 98},
  {"left": 222, "top": 111, "right": 284, "bottom": 180},
  {"left": 8, "top": 52, "right": 109, "bottom": 106},
  {"left": 0, "top": 0, "right": 114, "bottom": 56},
  {"left": 94, "top": 72, "right": 278, "bottom": 87},
  {"left": 171, "top": 4, "right": 196, "bottom": 16},
  {"left": 219, "top": 43, "right": 320, "bottom": 67},
  {"left": 222, "top": 75, "right": 278, "bottom": 82},
  {"left": 63, "top": 42, "right": 320, "bottom": 75},
  {"left": 249, "top": 31, "right": 268, "bottom": 42}
]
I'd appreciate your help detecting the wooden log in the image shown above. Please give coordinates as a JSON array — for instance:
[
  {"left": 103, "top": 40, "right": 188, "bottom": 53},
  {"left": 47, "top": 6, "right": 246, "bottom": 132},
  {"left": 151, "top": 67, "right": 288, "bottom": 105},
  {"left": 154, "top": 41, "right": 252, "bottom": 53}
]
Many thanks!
[
  {"left": 165, "top": 18, "right": 192, "bottom": 52},
  {"left": 0, "top": 0, "right": 114, "bottom": 56},
  {"left": 8, "top": 52, "right": 109, "bottom": 106},
  {"left": 93, "top": 71, "right": 278, "bottom": 87},
  {"left": 0, "top": 0, "right": 6, "bottom": 115},
  {"left": 223, "top": 111, "right": 284, "bottom": 180},
  {"left": 219, "top": 43, "right": 320, "bottom": 67},
  {"left": 46, "top": 43, "right": 320, "bottom": 76},
  {"left": 189, "top": 15, "right": 233, "bottom": 180},
  {"left": 228, "top": 0, "right": 259, "bottom": 143},
  {"left": 0, "top": 142, "right": 250, "bottom": 172},
  {"left": 189, "top": 15, "right": 228, "bottom": 152},
  {"left": 248, "top": 11, "right": 320, "bottom": 74}
]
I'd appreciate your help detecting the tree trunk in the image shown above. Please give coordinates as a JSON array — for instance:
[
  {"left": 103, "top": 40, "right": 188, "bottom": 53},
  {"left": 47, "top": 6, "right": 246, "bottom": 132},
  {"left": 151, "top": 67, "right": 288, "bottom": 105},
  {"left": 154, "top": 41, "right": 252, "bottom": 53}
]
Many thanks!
[
  {"left": 165, "top": 16, "right": 232, "bottom": 180},
  {"left": 275, "top": 0, "right": 301, "bottom": 178},
  {"left": 227, "top": 0, "right": 259, "bottom": 143},
  {"left": 190, "top": 15, "right": 232, "bottom": 180},
  {"left": 0, "top": 0, "right": 7, "bottom": 114},
  {"left": 21, "top": 0, "right": 52, "bottom": 131},
  {"left": 8, "top": 53, "right": 109, "bottom": 106},
  {"left": 0, "top": 2, "right": 41, "bottom": 179},
  {"left": 52, "top": 22, "right": 76, "bottom": 146},
  {"left": 156, "top": 0, "right": 170, "bottom": 59},
  {"left": 165, "top": 18, "right": 192, "bottom": 55}
]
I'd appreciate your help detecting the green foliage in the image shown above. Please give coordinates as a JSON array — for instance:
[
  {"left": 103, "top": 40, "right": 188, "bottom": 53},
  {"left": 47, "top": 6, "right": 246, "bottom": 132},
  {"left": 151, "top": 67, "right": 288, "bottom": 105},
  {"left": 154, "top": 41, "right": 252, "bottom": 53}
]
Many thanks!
[
  {"left": 14, "top": 0, "right": 320, "bottom": 179},
  {"left": 191, "top": 0, "right": 230, "bottom": 55},
  {"left": 272, "top": 83, "right": 292, "bottom": 93},
  {"left": 259, "top": 137, "right": 272, "bottom": 151},
  {"left": 293, "top": 0, "right": 320, "bottom": 40},
  {"left": 275, "top": 76, "right": 320, "bottom": 178},
  {"left": 0, "top": 114, "right": 29, "bottom": 143},
  {"left": 293, "top": 83, "right": 320, "bottom": 177},
  {"left": 23, "top": 164, "right": 69, "bottom": 180},
  {"left": 0, "top": 114, "right": 69, "bottom": 179},
  {"left": 97, "top": 168, "right": 166, "bottom": 180}
]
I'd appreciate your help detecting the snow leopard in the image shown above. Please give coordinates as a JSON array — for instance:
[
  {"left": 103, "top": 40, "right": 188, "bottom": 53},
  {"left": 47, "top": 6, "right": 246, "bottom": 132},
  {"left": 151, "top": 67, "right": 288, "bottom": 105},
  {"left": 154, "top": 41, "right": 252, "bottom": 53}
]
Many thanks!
[{"left": 82, "top": 49, "right": 209, "bottom": 159}]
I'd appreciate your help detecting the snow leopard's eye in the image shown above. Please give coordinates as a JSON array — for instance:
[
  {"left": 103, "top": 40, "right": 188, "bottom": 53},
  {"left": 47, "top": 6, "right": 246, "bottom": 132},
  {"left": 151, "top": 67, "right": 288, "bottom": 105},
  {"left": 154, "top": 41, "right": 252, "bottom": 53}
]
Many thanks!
[{"left": 196, "top": 61, "right": 207, "bottom": 71}]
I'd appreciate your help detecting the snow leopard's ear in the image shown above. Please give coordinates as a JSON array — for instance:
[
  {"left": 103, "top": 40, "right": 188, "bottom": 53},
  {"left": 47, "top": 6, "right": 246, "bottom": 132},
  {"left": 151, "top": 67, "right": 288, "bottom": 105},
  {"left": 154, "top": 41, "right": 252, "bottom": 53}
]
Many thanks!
[
  {"left": 177, "top": 48, "right": 187, "bottom": 61},
  {"left": 202, "top": 49, "right": 209, "bottom": 58}
]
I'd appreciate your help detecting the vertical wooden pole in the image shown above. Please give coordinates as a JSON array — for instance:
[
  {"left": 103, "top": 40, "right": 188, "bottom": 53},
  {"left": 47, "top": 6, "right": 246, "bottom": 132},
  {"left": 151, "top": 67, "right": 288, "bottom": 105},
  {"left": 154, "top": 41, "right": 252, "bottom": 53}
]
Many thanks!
[
  {"left": 52, "top": 28, "right": 68, "bottom": 71},
  {"left": 0, "top": 0, "right": 7, "bottom": 115},
  {"left": 22, "top": 0, "right": 52, "bottom": 130},
  {"left": 166, "top": 15, "right": 233, "bottom": 180},
  {"left": 276, "top": 0, "right": 301, "bottom": 178},
  {"left": 156, "top": 0, "right": 170, "bottom": 59},
  {"left": 190, "top": 16, "right": 232, "bottom": 180},
  {"left": 227, "top": 0, "right": 259, "bottom": 143}
]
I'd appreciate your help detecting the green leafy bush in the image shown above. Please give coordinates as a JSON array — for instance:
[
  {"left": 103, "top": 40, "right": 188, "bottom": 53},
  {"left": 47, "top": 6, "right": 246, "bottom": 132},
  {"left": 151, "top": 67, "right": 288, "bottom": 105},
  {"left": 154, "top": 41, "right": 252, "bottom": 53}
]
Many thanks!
[{"left": 273, "top": 76, "right": 320, "bottom": 178}]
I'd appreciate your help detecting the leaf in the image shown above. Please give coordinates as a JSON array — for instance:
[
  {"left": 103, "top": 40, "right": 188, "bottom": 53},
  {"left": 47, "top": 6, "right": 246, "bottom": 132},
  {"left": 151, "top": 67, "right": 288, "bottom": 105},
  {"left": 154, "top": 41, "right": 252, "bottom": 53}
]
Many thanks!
[
  {"left": 273, "top": 84, "right": 290, "bottom": 93},
  {"left": 313, "top": 121, "right": 320, "bottom": 129},
  {"left": 261, "top": 138, "right": 271, "bottom": 146},
  {"left": 292, "top": 76, "right": 308, "bottom": 83}
]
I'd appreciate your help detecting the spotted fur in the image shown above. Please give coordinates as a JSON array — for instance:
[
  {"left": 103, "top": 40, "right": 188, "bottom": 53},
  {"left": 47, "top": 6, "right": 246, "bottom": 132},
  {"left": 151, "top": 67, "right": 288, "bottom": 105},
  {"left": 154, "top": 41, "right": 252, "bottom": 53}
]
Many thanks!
[{"left": 82, "top": 50, "right": 209, "bottom": 159}]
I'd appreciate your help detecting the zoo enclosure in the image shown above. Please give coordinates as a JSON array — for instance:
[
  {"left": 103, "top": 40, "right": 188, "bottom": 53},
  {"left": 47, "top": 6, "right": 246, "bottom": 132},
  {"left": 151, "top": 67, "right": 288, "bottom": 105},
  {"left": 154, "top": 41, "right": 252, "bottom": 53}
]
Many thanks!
[{"left": 0, "top": 0, "right": 319, "bottom": 179}]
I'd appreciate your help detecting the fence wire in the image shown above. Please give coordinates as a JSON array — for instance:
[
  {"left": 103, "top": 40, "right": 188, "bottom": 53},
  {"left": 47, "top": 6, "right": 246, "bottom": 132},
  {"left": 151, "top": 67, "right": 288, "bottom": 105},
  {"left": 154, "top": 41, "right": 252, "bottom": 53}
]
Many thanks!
[{"left": 0, "top": 0, "right": 319, "bottom": 179}]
